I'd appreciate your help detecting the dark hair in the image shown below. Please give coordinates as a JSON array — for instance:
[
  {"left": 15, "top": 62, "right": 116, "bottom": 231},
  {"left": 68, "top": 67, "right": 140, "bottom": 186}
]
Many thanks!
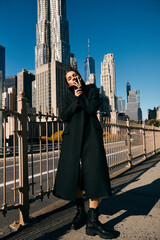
[
  {"left": 65, "top": 68, "right": 83, "bottom": 86},
  {"left": 64, "top": 68, "right": 87, "bottom": 94}
]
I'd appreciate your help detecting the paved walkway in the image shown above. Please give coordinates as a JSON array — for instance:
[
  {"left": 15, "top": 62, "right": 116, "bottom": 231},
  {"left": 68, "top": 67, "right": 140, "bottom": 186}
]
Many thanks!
[{"left": 1, "top": 156, "right": 160, "bottom": 239}]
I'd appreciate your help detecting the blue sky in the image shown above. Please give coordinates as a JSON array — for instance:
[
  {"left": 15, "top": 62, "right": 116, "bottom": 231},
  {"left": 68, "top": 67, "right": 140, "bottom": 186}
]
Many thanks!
[{"left": 0, "top": 0, "right": 160, "bottom": 119}]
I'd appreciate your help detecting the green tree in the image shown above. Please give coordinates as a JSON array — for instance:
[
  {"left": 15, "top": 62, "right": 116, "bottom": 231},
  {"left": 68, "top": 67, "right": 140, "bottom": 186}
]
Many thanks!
[{"left": 146, "top": 119, "right": 160, "bottom": 127}]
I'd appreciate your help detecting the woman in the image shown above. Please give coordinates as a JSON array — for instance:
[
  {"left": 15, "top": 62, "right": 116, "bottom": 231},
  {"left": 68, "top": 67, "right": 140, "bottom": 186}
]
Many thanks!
[{"left": 53, "top": 68, "right": 117, "bottom": 239}]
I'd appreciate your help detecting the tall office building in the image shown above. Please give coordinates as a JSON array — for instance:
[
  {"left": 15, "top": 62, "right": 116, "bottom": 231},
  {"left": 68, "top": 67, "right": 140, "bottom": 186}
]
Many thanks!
[
  {"left": 0, "top": 45, "right": 5, "bottom": 88},
  {"left": 36, "top": 61, "right": 68, "bottom": 115},
  {"left": 136, "top": 89, "right": 140, "bottom": 107},
  {"left": 148, "top": 107, "right": 157, "bottom": 120},
  {"left": 0, "top": 71, "right": 2, "bottom": 148},
  {"left": 156, "top": 106, "right": 160, "bottom": 120},
  {"left": 17, "top": 69, "right": 35, "bottom": 107},
  {"left": 84, "top": 39, "right": 95, "bottom": 82},
  {"left": 89, "top": 73, "right": 96, "bottom": 85},
  {"left": 125, "top": 90, "right": 142, "bottom": 122},
  {"left": 100, "top": 53, "right": 117, "bottom": 116},
  {"left": 117, "top": 96, "right": 125, "bottom": 113},
  {"left": 70, "top": 53, "right": 77, "bottom": 69},
  {"left": 35, "top": 0, "right": 70, "bottom": 68},
  {"left": 126, "top": 81, "right": 131, "bottom": 102},
  {"left": 35, "top": 0, "right": 70, "bottom": 116},
  {"left": 32, "top": 80, "right": 36, "bottom": 108},
  {"left": 5, "top": 76, "right": 17, "bottom": 91},
  {"left": 2, "top": 87, "right": 16, "bottom": 111}
]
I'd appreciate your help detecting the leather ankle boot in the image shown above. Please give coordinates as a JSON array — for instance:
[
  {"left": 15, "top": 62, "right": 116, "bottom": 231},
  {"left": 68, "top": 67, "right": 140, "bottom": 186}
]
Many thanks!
[
  {"left": 86, "top": 207, "right": 119, "bottom": 239},
  {"left": 70, "top": 198, "right": 87, "bottom": 230}
]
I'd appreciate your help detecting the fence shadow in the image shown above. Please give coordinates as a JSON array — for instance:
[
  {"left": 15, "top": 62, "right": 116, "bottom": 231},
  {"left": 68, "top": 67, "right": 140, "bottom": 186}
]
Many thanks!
[{"left": 100, "top": 178, "right": 160, "bottom": 229}]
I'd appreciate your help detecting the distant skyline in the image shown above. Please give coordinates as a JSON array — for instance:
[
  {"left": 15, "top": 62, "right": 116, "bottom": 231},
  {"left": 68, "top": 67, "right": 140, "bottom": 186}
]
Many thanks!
[{"left": 0, "top": 0, "right": 160, "bottom": 119}]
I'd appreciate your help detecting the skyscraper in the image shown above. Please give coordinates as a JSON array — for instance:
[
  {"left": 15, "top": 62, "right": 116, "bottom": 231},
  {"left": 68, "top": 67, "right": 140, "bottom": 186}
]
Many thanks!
[
  {"left": 35, "top": 0, "right": 70, "bottom": 69},
  {"left": 84, "top": 39, "right": 95, "bottom": 82},
  {"left": 117, "top": 96, "right": 125, "bottom": 113},
  {"left": 125, "top": 90, "right": 142, "bottom": 122},
  {"left": 126, "top": 81, "right": 131, "bottom": 102},
  {"left": 5, "top": 76, "right": 17, "bottom": 91},
  {"left": 70, "top": 53, "right": 77, "bottom": 69},
  {"left": 100, "top": 53, "right": 117, "bottom": 113},
  {"left": 2, "top": 87, "right": 16, "bottom": 111},
  {"left": 136, "top": 89, "right": 140, "bottom": 107},
  {"left": 0, "top": 45, "right": 5, "bottom": 88},
  {"left": 35, "top": 0, "right": 70, "bottom": 116},
  {"left": 17, "top": 69, "right": 35, "bottom": 108}
]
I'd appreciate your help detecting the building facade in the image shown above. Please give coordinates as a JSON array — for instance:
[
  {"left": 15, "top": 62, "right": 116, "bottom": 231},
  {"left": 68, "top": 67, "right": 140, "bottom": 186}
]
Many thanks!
[
  {"left": 17, "top": 69, "right": 35, "bottom": 107},
  {"left": 156, "top": 106, "right": 160, "bottom": 120},
  {"left": 5, "top": 75, "right": 17, "bottom": 91},
  {"left": 2, "top": 87, "right": 16, "bottom": 111},
  {"left": 88, "top": 73, "right": 96, "bottom": 85},
  {"left": 148, "top": 107, "right": 157, "bottom": 120},
  {"left": 125, "top": 90, "right": 142, "bottom": 122},
  {"left": 32, "top": 80, "right": 36, "bottom": 109},
  {"left": 117, "top": 96, "right": 125, "bottom": 113},
  {"left": 126, "top": 81, "right": 131, "bottom": 102},
  {"left": 100, "top": 53, "right": 117, "bottom": 117},
  {"left": 35, "top": 0, "right": 71, "bottom": 117},
  {"left": 0, "top": 45, "right": 5, "bottom": 88},
  {"left": 70, "top": 53, "right": 77, "bottom": 69},
  {"left": 36, "top": 60, "right": 69, "bottom": 116},
  {"left": 35, "top": 0, "right": 70, "bottom": 69},
  {"left": 84, "top": 40, "right": 95, "bottom": 82},
  {"left": 136, "top": 89, "right": 140, "bottom": 107}
]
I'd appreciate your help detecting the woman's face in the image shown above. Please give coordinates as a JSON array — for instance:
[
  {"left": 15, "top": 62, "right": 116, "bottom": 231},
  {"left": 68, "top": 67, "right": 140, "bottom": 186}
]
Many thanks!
[{"left": 65, "top": 71, "right": 81, "bottom": 87}]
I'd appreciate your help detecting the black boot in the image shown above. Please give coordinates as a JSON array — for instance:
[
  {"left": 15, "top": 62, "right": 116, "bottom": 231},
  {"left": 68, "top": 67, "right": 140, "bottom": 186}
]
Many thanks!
[
  {"left": 86, "top": 207, "right": 119, "bottom": 239},
  {"left": 70, "top": 198, "right": 87, "bottom": 230}
]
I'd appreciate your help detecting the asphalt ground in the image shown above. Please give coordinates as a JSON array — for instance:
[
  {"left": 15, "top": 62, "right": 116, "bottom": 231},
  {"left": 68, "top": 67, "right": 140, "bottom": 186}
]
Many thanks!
[{"left": 0, "top": 154, "right": 160, "bottom": 240}]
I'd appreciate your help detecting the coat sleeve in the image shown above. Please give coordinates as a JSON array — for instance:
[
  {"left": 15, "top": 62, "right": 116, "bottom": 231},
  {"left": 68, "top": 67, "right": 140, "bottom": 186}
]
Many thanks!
[
  {"left": 60, "top": 94, "right": 81, "bottom": 122},
  {"left": 78, "top": 86, "right": 101, "bottom": 115}
]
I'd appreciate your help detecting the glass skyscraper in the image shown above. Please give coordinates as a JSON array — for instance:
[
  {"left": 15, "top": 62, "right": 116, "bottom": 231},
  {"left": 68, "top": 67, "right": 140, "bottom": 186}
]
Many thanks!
[
  {"left": 126, "top": 81, "right": 131, "bottom": 102},
  {"left": 84, "top": 40, "right": 95, "bottom": 82},
  {"left": 125, "top": 90, "right": 142, "bottom": 122}
]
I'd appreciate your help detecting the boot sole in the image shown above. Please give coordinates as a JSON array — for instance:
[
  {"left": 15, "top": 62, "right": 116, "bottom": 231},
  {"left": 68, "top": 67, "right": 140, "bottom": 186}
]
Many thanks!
[{"left": 86, "top": 227, "right": 115, "bottom": 239}]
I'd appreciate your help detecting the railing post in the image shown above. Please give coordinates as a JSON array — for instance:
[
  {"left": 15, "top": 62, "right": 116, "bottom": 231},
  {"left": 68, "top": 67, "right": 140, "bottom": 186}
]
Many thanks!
[
  {"left": 142, "top": 122, "right": 146, "bottom": 160},
  {"left": 152, "top": 125, "right": 156, "bottom": 154},
  {"left": 17, "top": 92, "right": 29, "bottom": 225},
  {"left": 126, "top": 118, "right": 132, "bottom": 167}
]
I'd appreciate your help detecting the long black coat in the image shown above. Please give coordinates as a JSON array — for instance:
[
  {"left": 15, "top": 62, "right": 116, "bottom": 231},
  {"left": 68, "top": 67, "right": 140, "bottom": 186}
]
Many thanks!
[{"left": 53, "top": 83, "right": 112, "bottom": 201}]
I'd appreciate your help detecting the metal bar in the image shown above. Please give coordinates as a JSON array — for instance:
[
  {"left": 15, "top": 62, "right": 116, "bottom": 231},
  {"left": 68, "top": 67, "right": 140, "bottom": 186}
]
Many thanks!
[
  {"left": 39, "top": 114, "right": 42, "bottom": 190},
  {"left": 13, "top": 116, "right": 16, "bottom": 202},
  {"left": 45, "top": 114, "right": 49, "bottom": 192},
  {"left": 153, "top": 125, "right": 156, "bottom": 154},
  {"left": 3, "top": 114, "right": 7, "bottom": 213},
  {"left": 52, "top": 117, "right": 55, "bottom": 188},
  {"left": 126, "top": 118, "right": 132, "bottom": 167},
  {"left": 142, "top": 122, "right": 146, "bottom": 160},
  {"left": 57, "top": 120, "right": 60, "bottom": 160},
  {"left": 30, "top": 119, "right": 34, "bottom": 195}
]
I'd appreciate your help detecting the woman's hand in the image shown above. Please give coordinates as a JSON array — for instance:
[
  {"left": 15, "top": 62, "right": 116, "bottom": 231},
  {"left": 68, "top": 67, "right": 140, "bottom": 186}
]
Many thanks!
[
  {"left": 74, "top": 88, "right": 83, "bottom": 97},
  {"left": 73, "top": 77, "right": 82, "bottom": 89}
]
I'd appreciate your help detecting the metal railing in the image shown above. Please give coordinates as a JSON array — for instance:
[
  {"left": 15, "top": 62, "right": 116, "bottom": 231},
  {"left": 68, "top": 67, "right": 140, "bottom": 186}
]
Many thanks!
[{"left": 0, "top": 93, "right": 160, "bottom": 227}]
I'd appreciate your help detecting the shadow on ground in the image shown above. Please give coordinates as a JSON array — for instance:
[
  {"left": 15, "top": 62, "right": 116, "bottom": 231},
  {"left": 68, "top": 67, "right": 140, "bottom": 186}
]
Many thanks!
[
  {"left": 100, "top": 178, "right": 160, "bottom": 230},
  {"left": 4, "top": 156, "right": 160, "bottom": 240}
]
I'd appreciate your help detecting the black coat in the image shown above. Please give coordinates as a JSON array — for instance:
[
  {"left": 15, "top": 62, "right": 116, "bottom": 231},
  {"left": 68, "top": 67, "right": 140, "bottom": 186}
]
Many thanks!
[{"left": 53, "top": 83, "right": 112, "bottom": 201}]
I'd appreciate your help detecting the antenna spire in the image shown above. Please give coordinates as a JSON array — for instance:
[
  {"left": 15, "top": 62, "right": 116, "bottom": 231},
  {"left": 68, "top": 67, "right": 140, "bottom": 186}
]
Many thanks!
[{"left": 88, "top": 39, "right": 90, "bottom": 57}]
